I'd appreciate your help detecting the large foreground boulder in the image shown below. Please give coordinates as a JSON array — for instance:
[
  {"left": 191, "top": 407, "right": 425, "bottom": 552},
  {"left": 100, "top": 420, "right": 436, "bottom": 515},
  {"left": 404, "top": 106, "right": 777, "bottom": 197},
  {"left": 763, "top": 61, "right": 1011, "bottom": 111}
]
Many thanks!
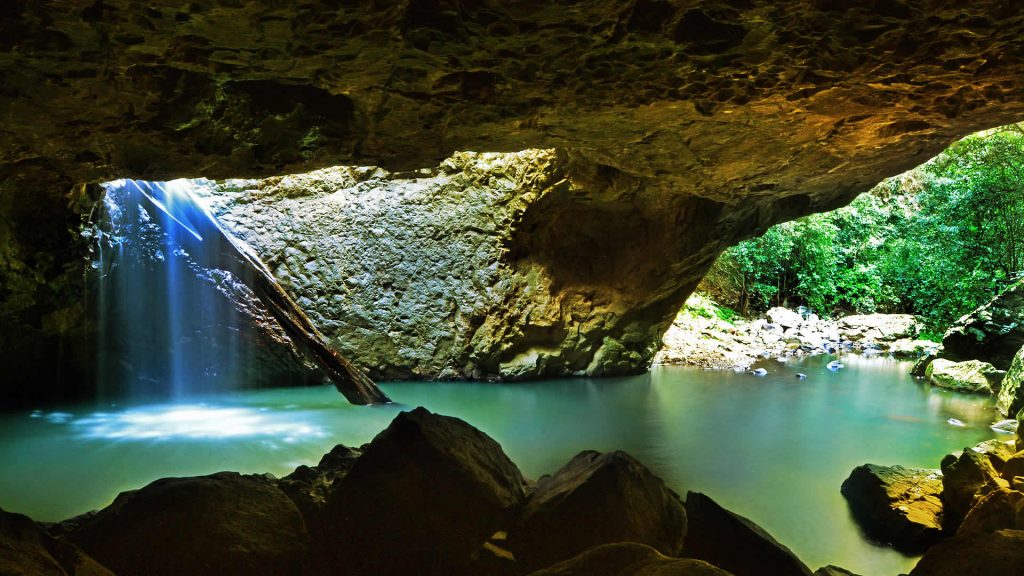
[
  {"left": 943, "top": 281, "right": 1024, "bottom": 370},
  {"left": 996, "top": 346, "right": 1024, "bottom": 417},
  {"left": 64, "top": 472, "right": 309, "bottom": 576},
  {"left": 682, "top": 492, "right": 812, "bottom": 576},
  {"left": 324, "top": 407, "right": 526, "bottom": 576},
  {"left": 957, "top": 487, "right": 1024, "bottom": 535},
  {"left": 925, "top": 358, "right": 1001, "bottom": 394},
  {"left": 526, "top": 542, "right": 733, "bottom": 576},
  {"left": 909, "top": 529, "right": 1024, "bottom": 575},
  {"left": 0, "top": 507, "right": 113, "bottom": 576},
  {"left": 941, "top": 449, "right": 1008, "bottom": 531},
  {"left": 508, "top": 450, "right": 687, "bottom": 570},
  {"left": 840, "top": 464, "right": 944, "bottom": 551}
]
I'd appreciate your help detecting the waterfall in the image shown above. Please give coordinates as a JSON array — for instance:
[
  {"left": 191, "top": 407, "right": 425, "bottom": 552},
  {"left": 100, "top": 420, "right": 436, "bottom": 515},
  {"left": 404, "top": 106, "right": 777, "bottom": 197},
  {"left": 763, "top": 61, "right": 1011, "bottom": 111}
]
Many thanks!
[
  {"left": 90, "top": 178, "right": 389, "bottom": 404},
  {"left": 92, "top": 178, "right": 257, "bottom": 400}
]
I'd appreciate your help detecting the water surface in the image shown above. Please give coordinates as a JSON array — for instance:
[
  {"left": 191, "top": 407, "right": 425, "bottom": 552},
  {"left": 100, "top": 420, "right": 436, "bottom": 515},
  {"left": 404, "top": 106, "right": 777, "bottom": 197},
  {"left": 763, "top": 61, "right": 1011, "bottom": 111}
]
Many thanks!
[{"left": 0, "top": 354, "right": 1001, "bottom": 575}]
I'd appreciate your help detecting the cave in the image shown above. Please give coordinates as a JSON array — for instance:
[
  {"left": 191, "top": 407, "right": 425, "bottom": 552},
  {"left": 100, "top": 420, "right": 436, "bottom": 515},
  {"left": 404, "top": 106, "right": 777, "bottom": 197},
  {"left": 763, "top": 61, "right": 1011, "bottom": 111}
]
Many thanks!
[{"left": 3, "top": 2, "right": 1024, "bottom": 576}]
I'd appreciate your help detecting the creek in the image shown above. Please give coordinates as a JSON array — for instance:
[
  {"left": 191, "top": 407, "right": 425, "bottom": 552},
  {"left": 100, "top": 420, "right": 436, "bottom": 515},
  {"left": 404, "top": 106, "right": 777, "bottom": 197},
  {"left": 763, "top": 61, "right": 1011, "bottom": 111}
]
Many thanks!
[{"left": 0, "top": 354, "right": 999, "bottom": 575}]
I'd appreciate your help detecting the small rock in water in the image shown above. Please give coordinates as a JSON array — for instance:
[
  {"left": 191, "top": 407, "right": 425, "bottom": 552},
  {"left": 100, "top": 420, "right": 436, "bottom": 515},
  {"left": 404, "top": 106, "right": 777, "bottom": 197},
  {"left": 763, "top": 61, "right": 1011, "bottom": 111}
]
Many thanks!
[
  {"left": 991, "top": 419, "right": 1019, "bottom": 434},
  {"left": 948, "top": 418, "right": 966, "bottom": 427},
  {"left": 750, "top": 368, "right": 768, "bottom": 376},
  {"left": 827, "top": 360, "right": 844, "bottom": 371},
  {"left": 796, "top": 373, "right": 808, "bottom": 380}
]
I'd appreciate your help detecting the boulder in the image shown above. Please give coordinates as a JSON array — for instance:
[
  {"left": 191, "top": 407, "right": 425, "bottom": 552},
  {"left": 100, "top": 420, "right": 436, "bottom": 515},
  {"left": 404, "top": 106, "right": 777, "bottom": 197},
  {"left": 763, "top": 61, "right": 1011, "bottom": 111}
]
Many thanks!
[
  {"left": 1000, "top": 450, "right": 1024, "bottom": 481},
  {"left": 909, "top": 529, "right": 1024, "bottom": 576},
  {"left": 839, "top": 464, "right": 944, "bottom": 551},
  {"left": 911, "top": 355, "right": 937, "bottom": 378},
  {"left": 768, "top": 308, "right": 804, "bottom": 330},
  {"left": 324, "top": 407, "right": 526, "bottom": 576},
  {"left": 0, "top": 507, "right": 114, "bottom": 576},
  {"left": 925, "top": 359, "right": 1000, "bottom": 394},
  {"left": 839, "top": 314, "right": 920, "bottom": 341},
  {"left": 996, "top": 345, "right": 1024, "bottom": 417},
  {"left": 813, "top": 567, "right": 861, "bottom": 576},
  {"left": 508, "top": 450, "right": 687, "bottom": 571},
  {"left": 525, "top": 542, "right": 734, "bottom": 576},
  {"left": 278, "top": 444, "right": 362, "bottom": 523},
  {"left": 888, "top": 339, "right": 941, "bottom": 359},
  {"left": 957, "top": 487, "right": 1024, "bottom": 535},
  {"left": 64, "top": 472, "right": 309, "bottom": 576},
  {"left": 943, "top": 280, "right": 1024, "bottom": 370},
  {"left": 682, "top": 492, "right": 812, "bottom": 576},
  {"left": 972, "top": 440, "right": 1018, "bottom": 473},
  {"left": 941, "top": 449, "right": 1009, "bottom": 531}
]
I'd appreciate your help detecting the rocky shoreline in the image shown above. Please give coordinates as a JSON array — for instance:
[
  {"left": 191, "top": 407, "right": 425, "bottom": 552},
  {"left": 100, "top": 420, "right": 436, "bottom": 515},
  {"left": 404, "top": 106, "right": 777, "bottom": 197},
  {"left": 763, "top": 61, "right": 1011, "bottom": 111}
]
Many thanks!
[{"left": 654, "top": 296, "right": 939, "bottom": 371}]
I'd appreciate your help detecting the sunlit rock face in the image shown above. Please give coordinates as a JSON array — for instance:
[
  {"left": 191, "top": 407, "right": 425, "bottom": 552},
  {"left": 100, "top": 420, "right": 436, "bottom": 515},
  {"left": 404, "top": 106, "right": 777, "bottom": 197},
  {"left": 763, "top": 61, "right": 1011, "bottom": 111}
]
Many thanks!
[
  {"left": 3, "top": 1, "right": 1024, "bottom": 389},
  {"left": 202, "top": 150, "right": 733, "bottom": 378}
]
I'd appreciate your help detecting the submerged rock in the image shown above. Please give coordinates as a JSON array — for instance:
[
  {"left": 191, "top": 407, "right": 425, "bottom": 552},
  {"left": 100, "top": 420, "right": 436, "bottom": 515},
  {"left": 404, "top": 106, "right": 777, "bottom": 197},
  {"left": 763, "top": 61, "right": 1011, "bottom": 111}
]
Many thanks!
[
  {"left": 508, "top": 450, "right": 687, "bottom": 571},
  {"left": 925, "top": 359, "right": 1001, "bottom": 394},
  {"left": 0, "top": 506, "right": 114, "bottom": 576},
  {"left": 943, "top": 281, "right": 1024, "bottom": 370},
  {"left": 525, "top": 542, "right": 734, "bottom": 576},
  {"left": 840, "top": 464, "right": 944, "bottom": 552},
  {"left": 64, "top": 472, "right": 309, "bottom": 576},
  {"left": 909, "top": 529, "right": 1024, "bottom": 576},
  {"left": 324, "top": 407, "right": 526, "bottom": 576},
  {"left": 996, "top": 345, "right": 1024, "bottom": 417},
  {"left": 682, "top": 491, "right": 812, "bottom": 576}
]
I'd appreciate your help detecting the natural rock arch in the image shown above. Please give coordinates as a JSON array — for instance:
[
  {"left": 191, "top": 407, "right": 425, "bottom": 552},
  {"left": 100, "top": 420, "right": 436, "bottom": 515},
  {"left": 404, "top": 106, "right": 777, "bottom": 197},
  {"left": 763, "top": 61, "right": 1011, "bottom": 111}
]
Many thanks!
[{"left": 3, "top": 1, "right": 1024, "bottom": 395}]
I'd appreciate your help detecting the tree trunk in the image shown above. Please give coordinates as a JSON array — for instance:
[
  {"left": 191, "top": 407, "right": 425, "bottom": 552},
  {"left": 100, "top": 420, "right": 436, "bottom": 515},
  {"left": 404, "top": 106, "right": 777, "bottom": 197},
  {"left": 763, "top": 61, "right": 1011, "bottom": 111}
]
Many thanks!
[{"left": 125, "top": 180, "right": 391, "bottom": 405}]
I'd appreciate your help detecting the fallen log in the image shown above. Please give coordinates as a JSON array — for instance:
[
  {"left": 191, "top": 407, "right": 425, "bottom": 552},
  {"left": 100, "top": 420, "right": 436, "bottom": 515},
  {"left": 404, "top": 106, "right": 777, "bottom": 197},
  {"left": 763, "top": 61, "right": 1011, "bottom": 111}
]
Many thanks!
[{"left": 122, "top": 179, "right": 390, "bottom": 405}]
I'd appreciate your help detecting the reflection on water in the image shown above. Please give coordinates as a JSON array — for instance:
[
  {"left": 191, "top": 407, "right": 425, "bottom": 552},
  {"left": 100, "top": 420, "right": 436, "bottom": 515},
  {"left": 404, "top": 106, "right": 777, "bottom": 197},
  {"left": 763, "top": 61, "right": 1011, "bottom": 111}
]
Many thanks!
[
  {"left": 72, "top": 406, "right": 326, "bottom": 442},
  {"left": 0, "top": 355, "right": 999, "bottom": 576}
]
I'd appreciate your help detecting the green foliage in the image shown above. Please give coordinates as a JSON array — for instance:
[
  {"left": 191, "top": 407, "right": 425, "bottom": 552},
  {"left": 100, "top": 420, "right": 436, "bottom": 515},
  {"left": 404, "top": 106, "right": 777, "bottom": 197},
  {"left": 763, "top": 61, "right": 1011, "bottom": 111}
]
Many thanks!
[{"left": 707, "top": 123, "right": 1024, "bottom": 332}]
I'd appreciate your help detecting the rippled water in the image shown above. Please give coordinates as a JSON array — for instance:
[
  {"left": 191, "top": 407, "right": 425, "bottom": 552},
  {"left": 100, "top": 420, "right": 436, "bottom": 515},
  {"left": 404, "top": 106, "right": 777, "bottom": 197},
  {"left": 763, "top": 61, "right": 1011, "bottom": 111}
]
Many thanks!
[{"left": 0, "top": 354, "right": 1002, "bottom": 575}]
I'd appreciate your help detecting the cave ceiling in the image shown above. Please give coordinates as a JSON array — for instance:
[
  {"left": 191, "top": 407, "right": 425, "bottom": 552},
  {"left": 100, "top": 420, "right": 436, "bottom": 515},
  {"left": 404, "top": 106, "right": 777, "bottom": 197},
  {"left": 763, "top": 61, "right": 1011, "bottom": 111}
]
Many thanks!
[{"left": 2, "top": 0, "right": 1024, "bottom": 212}]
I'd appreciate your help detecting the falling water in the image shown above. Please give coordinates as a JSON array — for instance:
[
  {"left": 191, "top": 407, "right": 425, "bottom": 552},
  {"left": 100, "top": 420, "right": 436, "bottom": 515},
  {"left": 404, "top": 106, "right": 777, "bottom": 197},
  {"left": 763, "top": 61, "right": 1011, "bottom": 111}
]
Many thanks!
[{"left": 92, "top": 179, "right": 259, "bottom": 401}]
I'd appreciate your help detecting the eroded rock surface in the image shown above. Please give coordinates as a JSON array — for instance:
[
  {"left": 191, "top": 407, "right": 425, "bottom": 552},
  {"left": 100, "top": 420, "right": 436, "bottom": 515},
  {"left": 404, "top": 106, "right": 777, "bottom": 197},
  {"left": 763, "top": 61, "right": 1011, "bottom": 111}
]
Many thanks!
[
  {"left": 0, "top": 507, "right": 114, "bottom": 576},
  {"left": 682, "top": 491, "right": 812, "bottom": 576},
  {"left": 943, "top": 280, "right": 1024, "bottom": 370},
  {"left": 64, "top": 472, "right": 310, "bottom": 576},
  {"left": 926, "top": 358, "right": 1002, "bottom": 394},
  {"left": 525, "top": 542, "right": 734, "bottom": 576},
  {"left": 909, "top": 529, "right": 1024, "bottom": 576},
  {"left": 5, "top": 1, "right": 1024, "bottom": 392},
  {"left": 508, "top": 450, "right": 688, "bottom": 570},
  {"left": 840, "top": 464, "right": 944, "bottom": 552}
]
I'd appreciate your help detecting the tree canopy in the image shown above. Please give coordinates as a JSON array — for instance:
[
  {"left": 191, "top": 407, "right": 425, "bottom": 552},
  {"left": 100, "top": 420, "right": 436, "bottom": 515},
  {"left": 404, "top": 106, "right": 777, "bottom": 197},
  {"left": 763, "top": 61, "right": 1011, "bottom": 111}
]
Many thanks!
[{"left": 704, "top": 123, "right": 1024, "bottom": 334}]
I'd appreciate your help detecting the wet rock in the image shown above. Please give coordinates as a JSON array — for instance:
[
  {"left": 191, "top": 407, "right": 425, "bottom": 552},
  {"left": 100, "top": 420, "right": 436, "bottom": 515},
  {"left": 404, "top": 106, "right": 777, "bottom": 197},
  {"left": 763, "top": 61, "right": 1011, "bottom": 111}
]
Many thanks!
[
  {"left": 278, "top": 444, "right": 362, "bottom": 521},
  {"left": 0, "top": 506, "right": 114, "bottom": 576},
  {"left": 840, "top": 464, "right": 944, "bottom": 552},
  {"left": 64, "top": 472, "right": 309, "bottom": 576},
  {"left": 944, "top": 281, "right": 1024, "bottom": 370},
  {"left": 889, "top": 339, "right": 941, "bottom": 359},
  {"left": 925, "top": 359, "right": 1000, "bottom": 394},
  {"left": 910, "top": 354, "right": 936, "bottom": 378},
  {"left": 941, "top": 449, "right": 1009, "bottom": 531},
  {"left": 508, "top": 450, "right": 687, "bottom": 571},
  {"left": 909, "top": 529, "right": 1024, "bottom": 576},
  {"left": 324, "top": 407, "right": 526, "bottom": 576},
  {"left": 1000, "top": 450, "right": 1024, "bottom": 481},
  {"left": 996, "top": 345, "right": 1024, "bottom": 417},
  {"left": 682, "top": 491, "right": 812, "bottom": 576},
  {"left": 525, "top": 542, "right": 734, "bottom": 576},
  {"left": 957, "top": 487, "right": 1024, "bottom": 535}
]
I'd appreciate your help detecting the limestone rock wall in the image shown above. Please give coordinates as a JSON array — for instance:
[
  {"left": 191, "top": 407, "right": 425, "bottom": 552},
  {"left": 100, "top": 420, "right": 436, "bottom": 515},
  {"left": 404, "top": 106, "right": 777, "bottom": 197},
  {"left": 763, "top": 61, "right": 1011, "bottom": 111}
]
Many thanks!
[{"left": 203, "top": 150, "right": 733, "bottom": 379}]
